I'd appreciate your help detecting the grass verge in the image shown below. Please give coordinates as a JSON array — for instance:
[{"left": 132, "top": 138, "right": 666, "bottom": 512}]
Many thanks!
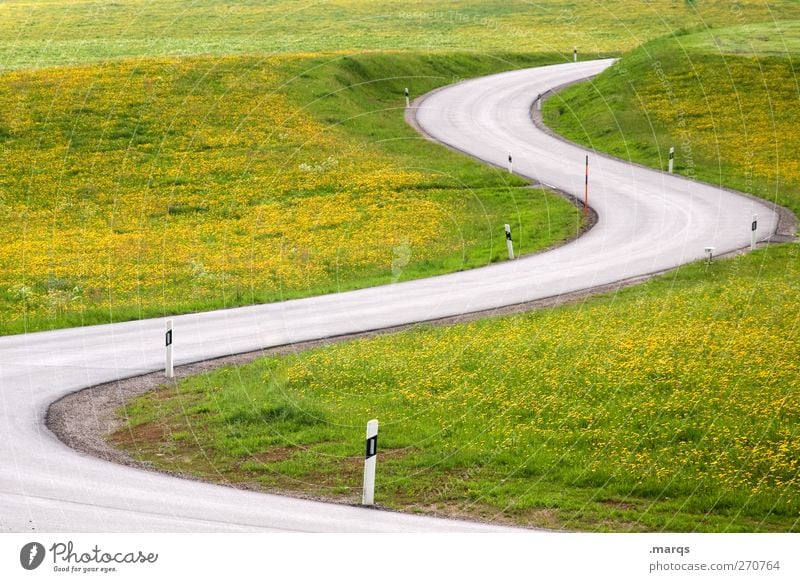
[
  {"left": 112, "top": 243, "right": 800, "bottom": 532},
  {"left": 543, "top": 24, "right": 800, "bottom": 218}
]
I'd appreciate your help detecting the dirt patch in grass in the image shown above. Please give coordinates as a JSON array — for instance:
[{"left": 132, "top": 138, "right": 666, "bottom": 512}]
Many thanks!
[{"left": 243, "top": 448, "right": 297, "bottom": 465}]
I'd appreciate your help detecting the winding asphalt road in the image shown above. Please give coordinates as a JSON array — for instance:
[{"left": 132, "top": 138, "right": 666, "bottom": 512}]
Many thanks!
[{"left": 0, "top": 59, "right": 780, "bottom": 532}]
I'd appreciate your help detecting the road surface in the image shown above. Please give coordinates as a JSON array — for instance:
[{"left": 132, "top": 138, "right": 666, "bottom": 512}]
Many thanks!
[{"left": 0, "top": 59, "right": 778, "bottom": 532}]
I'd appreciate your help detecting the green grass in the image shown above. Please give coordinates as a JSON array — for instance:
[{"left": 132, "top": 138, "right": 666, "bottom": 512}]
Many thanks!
[
  {"left": 0, "top": 52, "right": 584, "bottom": 334},
  {"left": 111, "top": 21, "right": 800, "bottom": 532},
  {"left": 4, "top": 1, "right": 800, "bottom": 70},
  {"left": 4, "top": 5, "right": 799, "bottom": 337},
  {"left": 114, "top": 243, "right": 800, "bottom": 532},
  {"left": 543, "top": 28, "right": 800, "bottom": 217},
  {"left": 680, "top": 19, "right": 800, "bottom": 56}
]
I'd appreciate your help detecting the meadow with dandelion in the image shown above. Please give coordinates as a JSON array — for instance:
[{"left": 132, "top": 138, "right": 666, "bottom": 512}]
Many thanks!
[
  {"left": 3, "top": 1, "right": 800, "bottom": 71},
  {"left": 109, "top": 21, "right": 800, "bottom": 532},
  {"left": 544, "top": 24, "right": 800, "bottom": 217},
  {"left": 113, "top": 243, "right": 800, "bottom": 531},
  {"left": 2, "top": 1, "right": 798, "bottom": 533},
  {"left": 0, "top": 53, "right": 582, "bottom": 334}
]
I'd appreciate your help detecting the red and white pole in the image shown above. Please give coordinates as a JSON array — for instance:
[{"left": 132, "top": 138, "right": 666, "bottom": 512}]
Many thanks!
[{"left": 584, "top": 155, "right": 589, "bottom": 217}]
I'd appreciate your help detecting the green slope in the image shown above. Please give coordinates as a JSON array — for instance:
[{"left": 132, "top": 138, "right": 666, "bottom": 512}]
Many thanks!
[
  {"left": 543, "top": 24, "right": 800, "bottom": 217},
  {"left": 0, "top": 52, "right": 582, "bottom": 334}
]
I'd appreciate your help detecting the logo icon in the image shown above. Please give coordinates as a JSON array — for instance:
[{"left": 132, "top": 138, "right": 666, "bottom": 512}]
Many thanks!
[{"left": 20, "top": 542, "right": 46, "bottom": 570}]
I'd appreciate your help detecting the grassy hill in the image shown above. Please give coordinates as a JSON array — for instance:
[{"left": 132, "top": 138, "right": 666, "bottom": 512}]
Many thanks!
[
  {"left": 4, "top": 5, "right": 800, "bottom": 334},
  {"left": 112, "top": 23, "right": 800, "bottom": 531},
  {"left": 543, "top": 22, "right": 800, "bottom": 217},
  {"left": 0, "top": 52, "right": 583, "bottom": 334},
  {"left": 3, "top": 1, "right": 800, "bottom": 70}
]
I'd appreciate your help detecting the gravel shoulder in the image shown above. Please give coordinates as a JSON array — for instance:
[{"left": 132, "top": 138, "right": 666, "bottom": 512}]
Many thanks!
[{"left": 47, "top": 271, "right": 654, "bottom": 472}]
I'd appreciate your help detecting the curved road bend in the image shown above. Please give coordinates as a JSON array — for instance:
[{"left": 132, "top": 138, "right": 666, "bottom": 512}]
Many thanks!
[{"left": 0, "top": 59, "right": 778, "bottom": 532}]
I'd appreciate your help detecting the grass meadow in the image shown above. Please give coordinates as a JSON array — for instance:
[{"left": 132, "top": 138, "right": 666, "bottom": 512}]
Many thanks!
[
  {"left": 114, "top": 243, "right": 800, "bottom": 532},
  {"left": 0, "top": 52, "right": 583, "bottom": 334},
  {"left": 4, "top": 5, "right": 800, "bottom": 333},
  {"left": 3, "top": 1, "right": 800, "bottom": 70},
  {"left": 543, "top": 22, "right": 800, "bottom": 218},
  {"left": 111, "top": 17, "right": 800, "bottom": 532},
  {"left": 1, "top": 1, "right": 797, "bottom": 531}
]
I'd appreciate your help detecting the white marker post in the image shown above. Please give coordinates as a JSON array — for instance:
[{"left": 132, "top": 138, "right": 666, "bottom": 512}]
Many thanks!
[
  {"left": 751, "top": 214, "right": 758, "bottom": 251},
  {"left": 362, "top": 419, "right": 378, "bottom": 506},
  {"left": 505, "top": 224, "right": 515, "bottom": 260},
  {"left": 573, "top": 47, "right": 578, "bottom": 62},
  {"left": 704, "top": 246, "right": 715, "bottom": 264},
  {"left": 536, "top": 93, "right": 542, "bottom": 111},
  {"left": 507, "top": 154, "right": 513, "bottom": 174},
  {"left": 668, "top": 146, "right": 675, "bottom": 174},
  {"left": 404, "top": 87, "right": 410, "bottom": 109},
  {"left": 165, "top": 319, "right": 174, "bottom": 378}
]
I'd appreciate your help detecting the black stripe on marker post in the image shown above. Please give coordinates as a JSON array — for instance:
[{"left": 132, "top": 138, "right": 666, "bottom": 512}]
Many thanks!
[
  {"left": 584, "top": 155, "right": 589, "bottom": 190},
  {"left": 365, "top": 435, "right": 377, "bottom": 459},
  {"left": 752, "top": 220, "right": 758, "bottom": 232},
  {"left": 166, "top": 330, "right": 172, "bottom": 346}
]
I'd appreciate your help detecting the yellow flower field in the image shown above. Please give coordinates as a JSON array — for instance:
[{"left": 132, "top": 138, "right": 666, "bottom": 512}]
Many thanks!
[
  {"left": 638, "top": 57, "right": 800, "bottom": 187},
  {"left": 544, "top": 31, "right": 800, "bottom": 218},
  {"left": 0, "top": 59, "right": 440, "bottom": 322},
  {"left": 0, "top": 54, "right": 579, "bottom": 333},
  {"left": 116, "top": 244, "right": 800, "bottom": 531}
]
